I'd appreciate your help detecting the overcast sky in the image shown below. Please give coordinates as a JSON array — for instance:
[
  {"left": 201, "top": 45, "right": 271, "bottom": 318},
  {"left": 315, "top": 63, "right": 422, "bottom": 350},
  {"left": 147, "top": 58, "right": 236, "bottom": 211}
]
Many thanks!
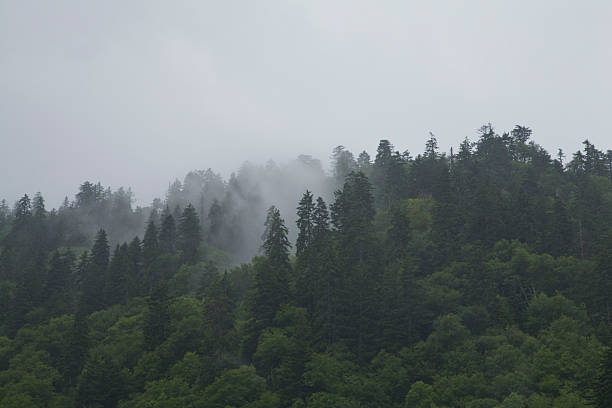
[{"left": 1, "top": 1, "right": 611, "bottom": 207}]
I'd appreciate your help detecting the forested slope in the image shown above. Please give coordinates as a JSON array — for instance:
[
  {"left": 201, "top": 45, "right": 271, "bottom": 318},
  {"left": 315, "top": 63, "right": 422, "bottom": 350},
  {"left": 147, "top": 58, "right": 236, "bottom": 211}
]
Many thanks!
[{"left": 0, "top": 125, "right": 611, "bottom": 408}]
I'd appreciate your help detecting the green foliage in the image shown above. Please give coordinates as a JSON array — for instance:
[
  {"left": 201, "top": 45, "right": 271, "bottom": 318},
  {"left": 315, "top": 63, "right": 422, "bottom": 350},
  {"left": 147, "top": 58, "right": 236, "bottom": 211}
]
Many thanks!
[{"left": 2, "top": 130, "right": 612, "bottom": 407}]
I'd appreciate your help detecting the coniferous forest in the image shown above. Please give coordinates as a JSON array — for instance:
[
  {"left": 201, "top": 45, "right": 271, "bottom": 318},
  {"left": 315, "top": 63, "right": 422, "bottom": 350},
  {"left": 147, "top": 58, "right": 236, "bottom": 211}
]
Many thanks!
[{"left": 1, "top": 126, "right": 612, "bottom": 408}]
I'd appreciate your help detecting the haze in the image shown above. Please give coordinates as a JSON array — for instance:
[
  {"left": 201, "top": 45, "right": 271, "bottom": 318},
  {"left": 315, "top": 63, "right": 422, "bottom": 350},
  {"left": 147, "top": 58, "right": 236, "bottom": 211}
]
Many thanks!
[{"left": 1, "top": 1, "right": 611, "bottom": 207}]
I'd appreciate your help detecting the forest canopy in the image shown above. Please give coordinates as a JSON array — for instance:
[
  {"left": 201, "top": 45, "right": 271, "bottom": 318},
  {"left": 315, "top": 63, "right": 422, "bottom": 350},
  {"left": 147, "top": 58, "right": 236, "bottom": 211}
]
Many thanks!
[{"left": 0, "top": 125, "right": 611, "bottom": 408}]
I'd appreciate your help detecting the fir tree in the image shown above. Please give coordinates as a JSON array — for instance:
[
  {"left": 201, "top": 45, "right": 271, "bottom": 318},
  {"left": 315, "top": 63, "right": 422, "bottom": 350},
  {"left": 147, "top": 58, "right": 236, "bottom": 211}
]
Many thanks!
[
  {"left": 127, "top": 236, "right": 143, "bottom": 297},
  {"left": 83, "top": 229, "right": 109, "bottom": 313},
  {"left": 177, "top": 203, "right": 201, "bottom": 264},
  {"left": 251, "top": 207, "right": 292, "bottom": 329},
  {"left": 296, "top": 191, "right": 315, "bottom": 257},
  {"left": 104, "top": 244, "right": 129, "bottom": 306},
  {"left": 159, "top": 206, "right": 177, "bottom": 253}
]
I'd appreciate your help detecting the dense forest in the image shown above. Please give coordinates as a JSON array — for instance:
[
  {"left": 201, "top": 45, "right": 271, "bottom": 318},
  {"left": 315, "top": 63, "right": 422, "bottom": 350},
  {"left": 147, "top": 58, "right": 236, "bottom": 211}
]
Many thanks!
[{"left": 1, "top": 125, "right": 611, "bottom": 408}]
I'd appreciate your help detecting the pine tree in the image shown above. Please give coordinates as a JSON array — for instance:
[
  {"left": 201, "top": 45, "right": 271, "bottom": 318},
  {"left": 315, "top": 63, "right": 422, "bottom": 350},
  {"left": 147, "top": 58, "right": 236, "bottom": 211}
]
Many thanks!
[
  {"left": 127, "top": 237, "right": 143, "bottom": 297},
  {"left": 313, "top": 197, "right": 330, "bottom": 240},
  {"left": 331, "top": 145, "right": 357, "bottom": 186},
  {"left": 104, "top": 244, "right": 129, "bottom": 306},
  {"left": 83, "top": 229, "right": 109, "bottom": 313},
  {"left": 331, "top": 171, "right": 375, "bottom": 262},
  {"left": 208, "top": 198, "right": 225, "bottom": 248},
  {"left": 91, "top": 229, "right": 110, "bottom": 270},
  {"left": 262, "top": 206, "right": 291, "bottom": 271},
  {"left": 357, "top": 150, "right": 371, "bottom": 171},
  {"left": 45, "top": 250, "right": 75, "bottom": 315},
  {"left": 32, "top": 192, "right": 46, "bottom": 217},
  {"left": 159, "top": 206, "right": 177, "bottom": 253},
  {"left": 296, "top": 191, "right": 315, "bottom": 257},
  {"left": 252, "top": 207, "right": 292, "bottom": 327},
  {"left": 330, "top": 172, "right": 378, "bottom": 359},
  {"left": 142, "top": 216, "right": 160, "bottom": 292},
  {"left": 0, "top": 199, "right": 10, "bottom": 230},
  {"left": 373, "top": 140, "right": 393, "bottom": 203},
  {"left": 177, "top": 203, "right": 201, "bottom": 264},
  {"left": 14, "top": 194, "right": 32, "bottom": 223},
  {"left": 295, "top": 191, "right": 316, "bottom": 315}
]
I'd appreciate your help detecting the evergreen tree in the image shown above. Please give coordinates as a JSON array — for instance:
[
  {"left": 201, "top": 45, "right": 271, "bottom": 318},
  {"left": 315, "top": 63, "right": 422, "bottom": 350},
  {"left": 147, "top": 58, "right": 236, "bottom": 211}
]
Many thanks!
[
  {"left": 331, "top": 172, "right": 379, "bottom": 358},
  {"left": 357, "top": 150, "right": 371, "bottom": 171},
  {"left": 208, "top": 198, "right": 225, "bottom": 248},
  {"left": 143, "top": 215, "right": 160, "bottom": 265},
  {"left": 104, "top": 244, "right": 129, "bottom": 306},
  {"left": 159, "top": 207, "right": 177, "bottom": 253},
  {"left": 127, "top": 236, "right": 143, "bottom": 297},
  {"left": 331, "top": 145, "right": 357, "bottom": 186},
  {"left": 14, "top": 194, "right": 32, "bottom": 223},
  {"left": 251, "top": 207, "right": 292, "bottom": 328},
  {"left": 45, "top": 250, "right": 75, "bottom": 315},
  {"left": 31, "top": 192, "right": 46, "bottom": 217},
  {"left": 262, "top": 206, "right": 291, "bottom": 271},
  {"left": 0, "top": 198, "right": 10, "bottom": 231},
  {"left": 82, "top": 229, "right": 109, "bottom": 313},
  {"left": 91, "top": 229, "right": 110, "bottom": 270},
  {"left": 312, "top": 197, "right": 330, "bottom": 240},
  {"left": 177, "top": 203, "right": 201, "bottom": 264},
  {"left": 296, "top": 191, "right": 315, "bottom": 257},
  {"left": 331, "top": 171, "right": 375, "bottom": 262}
]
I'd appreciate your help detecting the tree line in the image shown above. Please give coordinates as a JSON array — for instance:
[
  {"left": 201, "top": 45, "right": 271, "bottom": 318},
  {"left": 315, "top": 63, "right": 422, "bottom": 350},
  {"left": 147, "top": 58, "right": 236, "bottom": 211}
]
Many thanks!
[{"left": 0, "top": 124, "right": 611, "bottom": 407}]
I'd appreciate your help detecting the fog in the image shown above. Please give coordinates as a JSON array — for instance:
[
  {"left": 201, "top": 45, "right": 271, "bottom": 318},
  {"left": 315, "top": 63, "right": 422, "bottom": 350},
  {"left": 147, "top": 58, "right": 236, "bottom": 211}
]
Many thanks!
[{"left": 1, "top": 1, "right": 612, "bottom": 208}]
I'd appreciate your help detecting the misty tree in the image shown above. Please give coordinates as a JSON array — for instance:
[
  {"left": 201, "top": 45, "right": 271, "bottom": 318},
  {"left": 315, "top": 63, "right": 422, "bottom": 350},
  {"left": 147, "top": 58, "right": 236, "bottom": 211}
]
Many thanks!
[
  {"left": 32, "top": 192, "right": 46, "bottom": 217},
  {"left": 159, "top": 206, "right": 177, "bottom": 254},
  {"left": 104, "top": 243, "right": 129, "bottom": 306},
  {"left": 357, "top": 150, "right": 371, "bottom": 171},
  {"left": 332, "top": 145, "right": 357, "bottom": 186},
  {"left": 143, "top": 215, "right": 160, "bottom": 266},
  {"left": 177, "top": 203, "right": 201, "bottom": 264},
  {"left": 296, "top": 191, "right": 315, "bottom": 257},
  {"left": 14, "top": 194, "right": 31, "bottom": 223},
  {"left": 251, "top": 206, "right": 291, "bottom": 333},
  {"left": 82, "top": 229, "right": 109, "bottom": 313}
]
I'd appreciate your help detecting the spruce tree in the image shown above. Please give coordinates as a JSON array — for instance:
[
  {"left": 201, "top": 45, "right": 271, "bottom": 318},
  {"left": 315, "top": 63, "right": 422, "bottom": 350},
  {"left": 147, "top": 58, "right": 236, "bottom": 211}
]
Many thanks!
[
  {"left": 143, "top": 215, "right": 160, "bottom": 265},
  {"left": 14, "top": 194, "right": 32, "bottom": 224},
  {"left": 262, "top": 206, "right": 291, "bottom": 271},
  {"left": 104, "top": 244, "right": 129, "bottom": 306},
  {"left": 159, "top": 206, "right": 177, "bottom": 253},
  {"left": 45, "top": 250, "right": 75, "bottom": 315},
  {"left": 208, "top": 198, "right": 225, "bottom": 248},
  {"left": 83, "top": 229, "right": 109, "bottom": 313},
  {"left": 127, "top": 237, "right": 143, "bottom": 297},
  {"left": 252, "top": 207, "right": 291, "bottom": 327},
  {"left": 330, "top": 172, "right": 378, "bottom": 359},
  {"left": 177, "top": 203, "right": 201, "bottom": 264},
  {"left": 91, "top": 229, "right": 110, "bottom": 270},
  {"left": 296, "top": 190, "right": 315, "bottom": 257}
]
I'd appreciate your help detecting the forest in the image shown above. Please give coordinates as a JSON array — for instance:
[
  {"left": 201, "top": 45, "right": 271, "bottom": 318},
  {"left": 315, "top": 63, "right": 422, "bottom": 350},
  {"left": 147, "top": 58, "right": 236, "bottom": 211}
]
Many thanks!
[{"left": 0, "top": 125, "right": 611, "bottom": 408}]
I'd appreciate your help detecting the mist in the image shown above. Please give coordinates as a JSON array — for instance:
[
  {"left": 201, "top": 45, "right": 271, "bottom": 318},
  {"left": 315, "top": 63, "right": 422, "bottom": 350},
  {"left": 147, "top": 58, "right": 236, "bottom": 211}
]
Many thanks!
[{"left": 2, "top": 1, "right": 612, "bottom": 209}]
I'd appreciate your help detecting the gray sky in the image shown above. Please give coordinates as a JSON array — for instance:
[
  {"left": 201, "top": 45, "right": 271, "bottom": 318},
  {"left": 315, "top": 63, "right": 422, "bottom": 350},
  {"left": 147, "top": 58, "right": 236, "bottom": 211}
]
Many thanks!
[{"left": 1, "top": 1, "right": 611, "bottom": 208}]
